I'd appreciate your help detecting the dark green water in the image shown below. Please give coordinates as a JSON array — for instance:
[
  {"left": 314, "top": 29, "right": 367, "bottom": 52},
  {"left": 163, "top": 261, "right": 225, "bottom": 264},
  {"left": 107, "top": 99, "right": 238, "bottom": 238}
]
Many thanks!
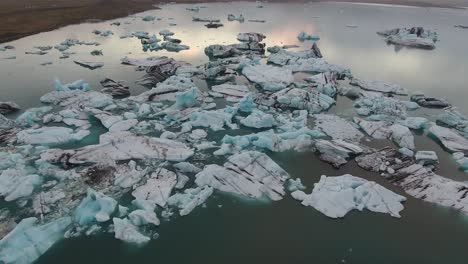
[{"left": 1, "top": 2, "right": 468, "bottom": 263}]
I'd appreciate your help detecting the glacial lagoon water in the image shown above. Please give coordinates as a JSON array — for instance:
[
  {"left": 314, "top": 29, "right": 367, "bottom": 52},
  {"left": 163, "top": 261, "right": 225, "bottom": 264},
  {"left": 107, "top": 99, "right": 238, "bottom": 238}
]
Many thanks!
[{"left": 1, "top": 2, "right": 468, "bottom": 264}]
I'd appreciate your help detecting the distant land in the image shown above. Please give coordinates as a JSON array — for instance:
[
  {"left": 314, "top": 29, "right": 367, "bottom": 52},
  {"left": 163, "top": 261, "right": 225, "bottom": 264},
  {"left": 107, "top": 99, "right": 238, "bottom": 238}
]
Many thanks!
[{"left": 1, "top": 0, "right": 467, "bottom": 43}]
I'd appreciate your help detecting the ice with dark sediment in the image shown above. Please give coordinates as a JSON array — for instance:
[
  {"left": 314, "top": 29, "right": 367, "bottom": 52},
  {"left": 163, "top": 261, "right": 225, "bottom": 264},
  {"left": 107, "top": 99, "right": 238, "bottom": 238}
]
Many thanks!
[
  {"left": 195, "top": 151, "right": 289, "bottom": 201},
  {"left": 377, "top": 27, "right": 438, "bottom": 49}
]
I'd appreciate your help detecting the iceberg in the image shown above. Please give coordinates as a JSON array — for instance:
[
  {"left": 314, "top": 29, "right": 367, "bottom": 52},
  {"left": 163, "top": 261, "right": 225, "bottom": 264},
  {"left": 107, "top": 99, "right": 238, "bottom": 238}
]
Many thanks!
[
  {"left": 428, "top": 125, "right": 468, "bottom": 154},
  {"left": 196, "top": 151, "right": 290, "bottom": 201},
  {"left": 128, "top": 210, "right": 160, "bottom": 226},
  {"left": 0, "top": 168, "right": 42, "bottom": 201},
  {"left": 315, "top": 139, "right": 363, "bottom": 168},
  {"left": 41, "top": 131, "right": 194, "bottom": 164},
  {"left": 410, "top": 92, "right": 450, "bottom": 108},
  {"left": 73, "top": 61, "right": 104, "bottom": 70},
  {"left": 293, "top": 175, "right": 406, "bottom": 218},
  {"left": 167, "top": 186, "right": 214, "bottom": 216},
  {"left": 132, "top": 168, "right": 177, "bottom": 207},
  {"left": 237, "top": 32, "right": 265, "bottom": 42},
  {"left": 211, "top": 84, "right": 250, "bottom": 102},
  {"left": 242, "top": 65, "right": 293, "bottom": 91},
  {"left": 0, "top": 217, "right": 71, "bottom": 264},
  {"left": 17, "top": 126, "right": 90, "bottom": 145},
  {"left": 350, "top": 78, "right": 407, "bottom": 95},
  {"left": 74, "top": 189, "right": 117, "bottom": 225},
  {"left": 390, "top": 124, "right": 415, "bottom": 150},
  {"left": 240, "top": 110, "right": 277, "bottom": 128},
  {"left": 314, "top": 114, "right": 363, "bottom": 142},
  {"left": 415, "top": 151, "right": 438, "bottom": 165},
  {"left": 297, "top": 31, "right": 320, "bottom": 41},
  {"left": 0, "top": 101, "right": 21, "bottom": 114},
  {"left": 113, "top": 218, "right": 150, "bottom": 244},
  {"left": 377, "top": 27, "right": 438, "bottom": 49}
]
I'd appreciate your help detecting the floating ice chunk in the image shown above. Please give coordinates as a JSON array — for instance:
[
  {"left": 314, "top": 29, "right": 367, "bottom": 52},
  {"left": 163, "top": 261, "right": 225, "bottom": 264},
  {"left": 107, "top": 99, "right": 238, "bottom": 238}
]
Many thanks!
[
  {"left": 168, "top": 186, "right": 214, "bottom": 216},
  {"left": 128, "top": 210, "right": 160, "bottom": 226},
  {"left": 453, "top": 152, "right": 468, "bottom": 172},
  {"left": 428, "top": 125, "right": 468, "bottom": 154},
  {"left": 242, "top": 65, "right": 293, "bottom": 91},
  {"left": 40, "top": 89, "right": 113, "bottom": 109},
  {"left": 114, "top": 160, "right": 148, "bottom": 188},
  {"left": 377, "top": 27, "right": 438, "bottom": 49},
  {"left": 211, "top": 84, "right": 250, "bottom": 102},
  {"left": 436, "top": 109, "right": 468, "bottom": 138},
  {"left": 0, "top": 101, "right": 21, "bottom": 114},
  {"left": 41, "top": 131, "right": 194, "bottom": 164},
  {"left": 256, "top": 87, "right": 335, "bottom": 114},
  {"left": 240, "top": 110, "right": 276, "bottom": 128},
  {"left": 74, "top": 61, "right": 104, "bottom": 70},
  {"left": 399, "top": 147, "right": 414, "bottom": 157},
  {"left": 314, "top": 114, "right": 363, "bottom": 142},
  {"left": 286, "top": 178, "right": 306, "bottom": 192},
  {"left": 297, "top": 31, "right": 320, "bottom": 41},
  {"left": 227, "top": 14, "right": 245, "bottom": 22},
  {"left": 190, "top": 107, "right": 238, "bottom": 131},
  {"left": 410, "top": 92, "right": 450, "bottom": 108},
  {"left": 17, "top": 126, "right": 90, "bottom": 145},
  {"left": 0, "top": 113, "right": 17, "bottom": 129},
  {"left": 295, "top": 175, "right": 406, "bottom": 218},
  {"left": 54, "top": 79, "right": 90, "bottom": 92},
  {"left": 100, "top": 78, "right": 130, "bottom": 97},
  {"left": 132, "top": 168, "right": 177, "bottom": 207},
  {"left": 74, "top": 189, "right": 117, "bottom": 225},
  {"left": 16, "top": 106, "right": 52, "bottom": 127},
  {"left": 113, "top": 218, "right": 150, "bottom": 244},
  {"left": 0, "top": 217, "right": 71, "bottom": 264},
  {"left": 237, "top": 93, "right": 255, "bottom": 113},
  {"left": 353, "top": 117, "right": 393, "bottom": 139},
  {"left": 397, "top": 117, "right": 428, "bottom": 130},
  {"left": 415, "top": 151, "right": 438, "bottom": 165},
  {"left": 237, "top": 32, "right": 265, "bottom": 42},
  {"left": 142, "top": 15, "right": 156, "bottom": 21},
  {"left": 174, "top": 162, "right": 202, "bottom": 174},
  {"left": 161, "top": 41, "right": 190, "bottom": 52},
  {"left": 0, "top": 169, "right": 42, "bottom": 201},
  {"left": 390, "top": 124, "right": 415, "bottom": 150},
  {"left": 189, "top": 129, "right": 207, "bottom": 140},
  {"left": 315, "top": 139, "right": 363, "bottom": 168},
  {"left": 196, "top": 151, "right": 290, "bottom": 201},
  {"left": 350, "top": 79, "right": 407, "bottom": 95},
  {"left": 159, "top": 29, "right": 174, "bottom": 37},
  {"left": 173, "top": 87, "right": 202, "bottom": 109},
  {"left": 354, "top": 96, "right": 406, "bottom": 120},
  {"left": 33, "top": 189, "right": 66, "bottom": 216}
]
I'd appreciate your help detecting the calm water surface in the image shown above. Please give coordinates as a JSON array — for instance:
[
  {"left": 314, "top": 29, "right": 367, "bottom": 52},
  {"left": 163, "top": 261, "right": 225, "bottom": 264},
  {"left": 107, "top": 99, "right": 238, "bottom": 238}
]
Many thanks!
[{"left": 1, "top": 2, "right": 468, "bottom": 264}]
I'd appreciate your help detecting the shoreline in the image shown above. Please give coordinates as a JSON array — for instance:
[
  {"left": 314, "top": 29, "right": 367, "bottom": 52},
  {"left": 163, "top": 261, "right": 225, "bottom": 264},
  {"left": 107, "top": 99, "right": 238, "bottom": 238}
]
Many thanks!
[{"left": 0, "top": 0, "right": 466, "bottom": 44}]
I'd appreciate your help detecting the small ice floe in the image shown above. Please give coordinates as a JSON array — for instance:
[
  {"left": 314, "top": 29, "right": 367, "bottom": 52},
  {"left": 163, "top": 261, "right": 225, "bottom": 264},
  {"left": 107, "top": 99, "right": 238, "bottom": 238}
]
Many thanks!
[
  {"left": 91, "top": 50, "right": 103, "bottom": 56},
  {"left": 210, "top": 84, "right": 250, "bottom": 102},
  {"left": 40, "top": 131, "right": 194, "bottom": 164},
  {"left": 297, "top": 31, "right": 320, "bottom": 41},
  {"left": 242, "top": 64, "right": 293, "bottom": 91},
  {"left": 248, "top": 19, "right": 266, "bottom": 23},
  {"left": 455, "top": 25, "right": 468, "bottom": 29},
  {"left": 195, "top": 151, "right": 290, "bottom": 201},
  {"left": 315, "top": 139, "right": 363, "bottom": 168},
  {"left": 16, "top": 126, "right": 90, "bottom": 145},
  {"left": 75, "top": 189, "right": 117, "bottom": 225},
  {"left": 192, "top": 17, "right": 220, "bottom": 23},
  {"left": 205, "top": 23, "right": 224, "bottom": 28},
  {"left": 314, "top": 114, "right": 364, "bottom": 142},
  {"left": 228, "top": 14, "right": 245, "bottom": 22},
  {"left": 350, "top": 78, "right": 407, "bottom": 95},
  {"left": 436, "top": 109, "right": 468, "bottom": 137},
  {"left": 356, "top": 148, "right": 468, "bottom": 214},
  {"left": 74, "top": 60, "right": 104, "bottom": 70},
  {"left": 168, "top": 186, "right": 214, "bottom": 216},
  {"left": 112, "top": 218, "right": 150, "bottom": 244},
  {"left": 237, "top": 32, "right": 266, "bottom": 43},
  {"left": 92, "top": 30, "right": 113, "bottom": 37},
  {"left": 142, "top": 15, "right": 156, "bottom": 22},
  {"left": 453, "top": 152, "right": 468, "bottom": 172},
  {"left": 0, "top": 168, "right": 42, "bottom": 201},
  {"left": 0, "top": 45, "right": 14, "bottom": 51},
  {"left": 0, "top": 101, "right": 21, "bottom": 114},
  {"left": 100, "top": 78, "right": 130, "bottom": 97},
  {"left": 410, "top": 92, "right": 450, "bottom": 108},
  {"left": 377, "top": 27, "right": 438, "bottom": 50},
  {"left": 428, "top": 125, "right": 468, "bottom": 154},
  {"left": 0, "top": 217, "right": 71, "bottom": 264},
  {"left": 292, "top": 175, "right": 406, "bottom": 218},
  {"left": 132, "top": 168, "right": 177, "bottom": 207},
  {"left": 415, "top": 151, "right": 439, "bottom": 166}
]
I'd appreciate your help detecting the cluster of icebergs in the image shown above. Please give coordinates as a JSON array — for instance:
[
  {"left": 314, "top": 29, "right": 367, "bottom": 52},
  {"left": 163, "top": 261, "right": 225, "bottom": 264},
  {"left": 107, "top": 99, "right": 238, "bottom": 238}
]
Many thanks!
[{"left": 0, "top": 11, "right": 464, "bottom": 264}]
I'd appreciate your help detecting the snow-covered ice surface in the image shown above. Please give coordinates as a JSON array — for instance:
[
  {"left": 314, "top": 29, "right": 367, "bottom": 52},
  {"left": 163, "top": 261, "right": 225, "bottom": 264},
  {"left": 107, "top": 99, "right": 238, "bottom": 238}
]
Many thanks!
[{"left": 2, "top": 2, "right": 468, "bottom": 263}]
